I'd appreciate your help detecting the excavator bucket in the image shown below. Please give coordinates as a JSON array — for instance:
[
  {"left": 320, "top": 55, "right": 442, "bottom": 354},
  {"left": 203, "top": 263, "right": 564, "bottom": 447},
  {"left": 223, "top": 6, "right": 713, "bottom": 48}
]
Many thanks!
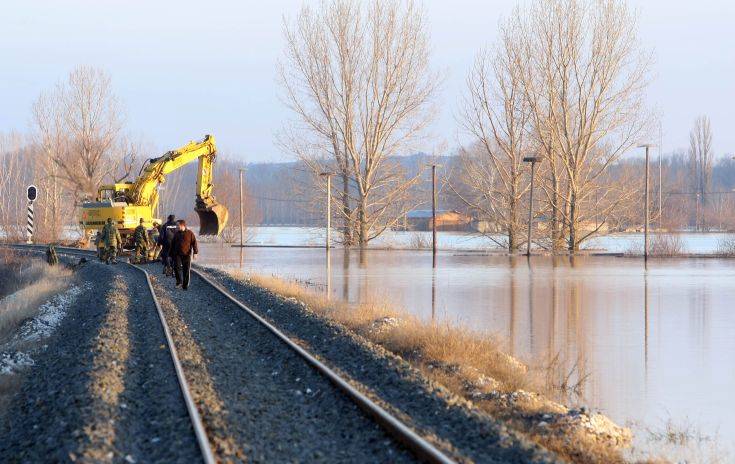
[{"left": 196, "top": 203, "right": 229, "bottom": 236}]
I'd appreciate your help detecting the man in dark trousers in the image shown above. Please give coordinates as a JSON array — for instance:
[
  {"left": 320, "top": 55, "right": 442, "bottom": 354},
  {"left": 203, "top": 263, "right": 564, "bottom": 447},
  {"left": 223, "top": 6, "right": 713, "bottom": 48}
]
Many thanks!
[
  {"left": 158, "top": 214, "right": 178, "bottom": 276},
  {"left": 171, "top": 219, "right": 198, "bottom": 290}
]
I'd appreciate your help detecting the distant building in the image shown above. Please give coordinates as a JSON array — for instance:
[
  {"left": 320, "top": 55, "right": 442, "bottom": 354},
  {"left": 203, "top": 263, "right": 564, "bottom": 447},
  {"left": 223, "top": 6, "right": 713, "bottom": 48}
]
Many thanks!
[{"left": 399, "top": 209, "right": 474, "bottom": 231}]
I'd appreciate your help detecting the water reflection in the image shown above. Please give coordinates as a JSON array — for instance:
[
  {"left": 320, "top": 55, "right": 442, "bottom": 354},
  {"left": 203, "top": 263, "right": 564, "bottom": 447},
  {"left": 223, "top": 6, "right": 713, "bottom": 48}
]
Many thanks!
[
  {"left": 644, "top": 271, "right": 649, "bottom": 376},
  {"left": 431, "top": 267, "right": 437, "bottom": 322},
  {"left": 325, "top": 248, "right": 331, "bottom": 300},
  {"left": 342, "top": 250, "right": 349, "bottom": 301},
  {"left": 200, "top": 244, "right": 735, "bottom": 453}
]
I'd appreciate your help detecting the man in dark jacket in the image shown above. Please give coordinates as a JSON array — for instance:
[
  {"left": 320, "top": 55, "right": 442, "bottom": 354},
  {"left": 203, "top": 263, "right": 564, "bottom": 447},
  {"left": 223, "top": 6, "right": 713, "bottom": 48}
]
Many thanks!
[
  {"left": 158, "top": 214, "right": 178, "bottom": 276},
  {"left": 171, "top": 219, "right": 198, "bottom": 290}
]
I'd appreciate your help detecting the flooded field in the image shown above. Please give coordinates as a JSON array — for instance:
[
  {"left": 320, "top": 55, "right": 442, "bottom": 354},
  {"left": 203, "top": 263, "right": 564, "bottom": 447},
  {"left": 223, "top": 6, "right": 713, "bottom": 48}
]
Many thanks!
[
  {"left": 234, "top": 226, "right": 735, "bottom": 254},
  {"left": 198, "top": 231, "right": 735, "bottom": 456}
]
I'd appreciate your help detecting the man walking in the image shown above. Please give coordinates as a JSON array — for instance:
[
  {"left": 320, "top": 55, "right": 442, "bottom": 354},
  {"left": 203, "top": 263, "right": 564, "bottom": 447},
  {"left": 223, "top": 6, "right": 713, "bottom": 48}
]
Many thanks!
[
  {"left": 100, "top": 217, "right": 122, "bottom": 264},
  {"left": 149, "top": 221, "right": 161, "bottom": 261},
  {"left": 133, "top": 218, "right": 149, "bottom": 263},
  {"left": 159, "top": 214, "right": 178, "bottom": 276},
  {"left": 171, "top": 219, "right": 198, "bottom": 290}
]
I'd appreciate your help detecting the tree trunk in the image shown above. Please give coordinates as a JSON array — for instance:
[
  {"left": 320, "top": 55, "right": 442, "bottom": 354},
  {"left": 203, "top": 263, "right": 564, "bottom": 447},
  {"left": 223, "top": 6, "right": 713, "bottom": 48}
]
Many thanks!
[
  {"left": 508, "top": 196, "right": 518, "bottom": 252},
  {"left": 568, "top": 190, "right": 578, "bottom": 252},
  {"left": 358, "top": 197, "right": 367, "bottom": 249},
  {"left": 341, "top": 173, "right": 353, "bottom": 246},
  {"left": 551, "top": 176, "right": 561, "bottom": 253}
]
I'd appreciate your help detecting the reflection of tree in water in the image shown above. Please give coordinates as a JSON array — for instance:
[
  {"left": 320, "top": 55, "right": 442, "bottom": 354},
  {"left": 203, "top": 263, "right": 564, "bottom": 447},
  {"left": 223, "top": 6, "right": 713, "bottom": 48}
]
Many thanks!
[{"left": 508, "top": 256, "right": 518, "bottom": 357}]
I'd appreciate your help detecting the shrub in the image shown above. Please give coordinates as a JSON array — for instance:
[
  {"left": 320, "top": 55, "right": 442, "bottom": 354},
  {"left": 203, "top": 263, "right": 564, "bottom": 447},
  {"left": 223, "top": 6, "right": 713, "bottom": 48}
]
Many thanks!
[{"left": 650, "top": 234, "right": 685, "bottom": 257}]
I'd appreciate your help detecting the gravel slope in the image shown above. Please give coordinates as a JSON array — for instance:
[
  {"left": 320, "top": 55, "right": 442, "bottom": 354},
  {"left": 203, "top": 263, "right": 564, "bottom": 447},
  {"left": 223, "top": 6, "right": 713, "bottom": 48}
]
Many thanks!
[
  {"left": 150, "top": 272, "right": 416, "bottom": 463},
  {"left": 0, "top": 255, "right": 201, "bottom": 463},
  {"left": 200, "top": 267, "right": 564, "bottom": 464}
]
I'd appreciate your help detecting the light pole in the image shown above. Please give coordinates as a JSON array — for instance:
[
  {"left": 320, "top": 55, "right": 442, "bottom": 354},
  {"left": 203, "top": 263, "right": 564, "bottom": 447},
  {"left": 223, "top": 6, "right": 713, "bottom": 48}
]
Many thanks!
[
  {"left": 638, "top": 144, "right": 653, "bottom": 261},
  {"left": 523, "top": 156, "right": 542, "bottom": 256},
  {"left": 238, "top": 168, "right": 245, "bottom": 248},
  {"left": 320, "top": 172, "right": 334, "bottom": 250}
]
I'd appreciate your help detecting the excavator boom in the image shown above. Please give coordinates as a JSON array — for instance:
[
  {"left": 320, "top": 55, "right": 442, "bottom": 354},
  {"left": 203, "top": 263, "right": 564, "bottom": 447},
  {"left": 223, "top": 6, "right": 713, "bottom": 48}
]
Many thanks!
[
  {"left": 131, "top": 135, "right": 229, "bottom": 235},
  {"left": 80, "top": 135, "right": 229, "bottom": 242}
]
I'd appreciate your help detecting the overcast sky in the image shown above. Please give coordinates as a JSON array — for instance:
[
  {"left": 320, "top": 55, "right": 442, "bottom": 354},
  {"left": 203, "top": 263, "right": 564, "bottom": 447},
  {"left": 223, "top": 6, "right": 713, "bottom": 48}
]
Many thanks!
[{"left": 1, "top": 0, "right": 734, "bottom": 162}]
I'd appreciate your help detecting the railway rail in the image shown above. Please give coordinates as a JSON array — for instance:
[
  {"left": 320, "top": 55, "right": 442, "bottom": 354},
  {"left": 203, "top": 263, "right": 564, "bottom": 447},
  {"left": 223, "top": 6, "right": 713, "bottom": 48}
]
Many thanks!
[{"left": 5, "top": 244, "right": 456, "bottom": 464}]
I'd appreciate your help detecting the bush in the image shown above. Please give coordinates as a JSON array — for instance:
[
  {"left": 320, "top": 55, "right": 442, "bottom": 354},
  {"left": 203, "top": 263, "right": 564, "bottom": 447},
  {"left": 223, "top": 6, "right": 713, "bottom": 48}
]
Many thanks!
[
  {"left": 408, "top": 232, "right": 430, "bottom": 249},
  {"left": 650, "top": 234, "right": 685, "bottom": 257},
  {"left": 716, "top": 236, "right": 735, "bottom": 256}
]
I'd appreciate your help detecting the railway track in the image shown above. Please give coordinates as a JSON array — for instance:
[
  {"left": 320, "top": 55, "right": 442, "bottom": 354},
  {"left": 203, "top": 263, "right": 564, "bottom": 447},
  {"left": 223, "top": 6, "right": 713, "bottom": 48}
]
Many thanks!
[{"left": 6, "top": 244, "right": 456, "bottom": 463}]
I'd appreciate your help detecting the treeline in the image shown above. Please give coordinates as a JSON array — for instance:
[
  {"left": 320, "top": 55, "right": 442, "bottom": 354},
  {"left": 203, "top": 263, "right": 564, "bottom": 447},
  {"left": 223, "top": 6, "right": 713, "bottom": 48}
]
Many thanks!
[
  {"left": 278, "top": 0, "right": 655, "bottom": 251},
  {"left": 3, "top": 0, "right": 733, "bottom": 251},
  {"left": 0, "top": 67, "right": 143, "bottom": 243}
]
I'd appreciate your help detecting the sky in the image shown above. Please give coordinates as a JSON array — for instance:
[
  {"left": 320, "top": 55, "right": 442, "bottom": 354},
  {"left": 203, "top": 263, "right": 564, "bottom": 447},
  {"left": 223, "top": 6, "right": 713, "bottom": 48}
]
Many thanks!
[{"left": 1, "top": 0, "right": 734, "bottom": 163}]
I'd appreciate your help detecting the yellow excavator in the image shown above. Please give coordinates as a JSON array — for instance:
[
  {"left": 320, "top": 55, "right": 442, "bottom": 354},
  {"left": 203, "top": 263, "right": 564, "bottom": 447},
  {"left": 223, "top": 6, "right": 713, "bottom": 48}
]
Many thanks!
[{"left": 79, "top": 135, "right": 229, "bottom": 250}]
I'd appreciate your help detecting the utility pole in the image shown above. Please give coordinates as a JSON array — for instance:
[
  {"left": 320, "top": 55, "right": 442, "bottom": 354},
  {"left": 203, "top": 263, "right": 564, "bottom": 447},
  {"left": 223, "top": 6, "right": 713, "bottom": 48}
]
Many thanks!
[
  {"left": 239, "top": 168, "right": 245, "bottom": 248},
  {"left": 658, "top": 124, "right": 663, "bottom": 228},
  {"left": 431, "top": 164, "right": 437, "bottom": 267},
  {"left": 523, "top": 157, "right": 542, "bottom": 256},
  {"left": 320, "top": 172, "right": 334, "bottom": 250},
  {"left": 638, "top": 145, "right": 652, "bottom": 261}
]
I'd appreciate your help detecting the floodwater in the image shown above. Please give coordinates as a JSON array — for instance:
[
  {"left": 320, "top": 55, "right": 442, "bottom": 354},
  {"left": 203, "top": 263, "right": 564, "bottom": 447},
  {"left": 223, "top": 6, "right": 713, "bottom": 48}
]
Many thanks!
[
  {"left": 197, "top": 228, "right": 735, "bottom": 456},
  {"left": 230, "top": 225, "right": 735, "bottom": 254}
]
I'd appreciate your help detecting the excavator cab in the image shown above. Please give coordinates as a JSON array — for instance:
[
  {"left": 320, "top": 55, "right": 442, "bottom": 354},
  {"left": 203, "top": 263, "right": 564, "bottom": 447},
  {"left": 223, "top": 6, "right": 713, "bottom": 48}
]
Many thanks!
[{"left": 195, "top": 200, "right": 229, "bottom": 236}]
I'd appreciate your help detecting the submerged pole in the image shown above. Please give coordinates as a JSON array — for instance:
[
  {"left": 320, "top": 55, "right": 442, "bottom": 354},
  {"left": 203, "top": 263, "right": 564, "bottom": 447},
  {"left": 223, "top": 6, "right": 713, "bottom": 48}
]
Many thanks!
[
  {"left": 432, "top": 164, "right": 437, "bottom": 267},
  {"left": 239, "top": 168, "right": 245, "bottom": 248}
]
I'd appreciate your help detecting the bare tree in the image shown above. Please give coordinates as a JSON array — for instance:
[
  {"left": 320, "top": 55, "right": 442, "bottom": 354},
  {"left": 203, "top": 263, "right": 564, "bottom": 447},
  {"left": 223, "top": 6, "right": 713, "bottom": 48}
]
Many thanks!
[
  {"left": 0, "top": 132, "right": 27, "bottom": 241},
  {"left": 32, "top": 66, "right": 135, "bottom": 203},
  {"left": 688, "top": 115, "right": 713, "bottom": 231},
  {"left": 280, "top": 0, "right": 440, "bottom": 248},
  {"left": 453, "top": 27, "right": 532, "bottom": 251},
  {"left": 512, "top": 0, "right": 652, "bottom": 251}
]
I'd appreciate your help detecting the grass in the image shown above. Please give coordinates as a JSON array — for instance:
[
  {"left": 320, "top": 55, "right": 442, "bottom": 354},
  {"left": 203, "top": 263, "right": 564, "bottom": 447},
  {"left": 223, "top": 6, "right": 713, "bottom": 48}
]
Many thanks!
[
  {"left": 0, "top": 251, "right": 73, "bottom": 411},
  {"left": 628, "top": 417, "right": 732, "bottom": 464},
  {"left": 228, "top": 270, "right": 631, "bottom": 464},
  {"left": 0, "top": 250, "right": 72, "bottom": 342}
]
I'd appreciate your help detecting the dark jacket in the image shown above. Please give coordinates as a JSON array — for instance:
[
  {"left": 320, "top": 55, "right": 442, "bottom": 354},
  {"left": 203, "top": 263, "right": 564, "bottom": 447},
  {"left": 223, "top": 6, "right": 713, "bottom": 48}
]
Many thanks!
[
  {"left": 171, "top": 229, "right": 198, "bottom": 257},
  {"left": 159, "top": 220, "right": 178, "bottom": 248}
]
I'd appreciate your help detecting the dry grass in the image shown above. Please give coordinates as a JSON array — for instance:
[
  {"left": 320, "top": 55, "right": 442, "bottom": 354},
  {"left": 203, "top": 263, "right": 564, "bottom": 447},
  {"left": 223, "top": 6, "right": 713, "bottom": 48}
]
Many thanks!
[
  {"left": 628, "top": 417, "right": 732, "bottom": 464},
  {"left": 241, "top": 272, "right": 535, "bottom": 392},
  {"left": 229, "top": 270, "right": 631, "bottom": 463},
  {"left": 0, "top": 251, "right": 72, "bottom": 342}
]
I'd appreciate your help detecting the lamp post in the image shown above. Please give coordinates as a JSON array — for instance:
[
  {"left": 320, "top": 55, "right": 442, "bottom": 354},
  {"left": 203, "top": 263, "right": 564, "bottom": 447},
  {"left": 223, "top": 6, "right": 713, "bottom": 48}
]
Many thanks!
[
  {"left": 523, "top": 156, "right": 542, "bottom": 256},
  {"left": 319, "top": 172, "right": 335, "bottom": 250},
  {"left": 638, "top": 144, "right": 653, "bottom": 261}
]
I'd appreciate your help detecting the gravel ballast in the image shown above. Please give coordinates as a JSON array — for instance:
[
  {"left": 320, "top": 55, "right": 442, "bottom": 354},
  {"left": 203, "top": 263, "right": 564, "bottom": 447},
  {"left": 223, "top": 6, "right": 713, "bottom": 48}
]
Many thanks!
[
  {"left": 200, "top": 267, "right": 563, "bottom": 464},
  {"left": 0, "top": 255, "right": 201, "bottom": 463},
  {"left": 150, "top": 271, "right": 417, "bottom": 463}
]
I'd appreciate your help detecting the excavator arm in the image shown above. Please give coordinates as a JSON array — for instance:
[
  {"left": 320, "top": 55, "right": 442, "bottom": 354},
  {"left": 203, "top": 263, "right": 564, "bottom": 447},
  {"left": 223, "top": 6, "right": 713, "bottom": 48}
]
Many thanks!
[{"left": 131, "top": 135, "right": 229, "bottom": 235}]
